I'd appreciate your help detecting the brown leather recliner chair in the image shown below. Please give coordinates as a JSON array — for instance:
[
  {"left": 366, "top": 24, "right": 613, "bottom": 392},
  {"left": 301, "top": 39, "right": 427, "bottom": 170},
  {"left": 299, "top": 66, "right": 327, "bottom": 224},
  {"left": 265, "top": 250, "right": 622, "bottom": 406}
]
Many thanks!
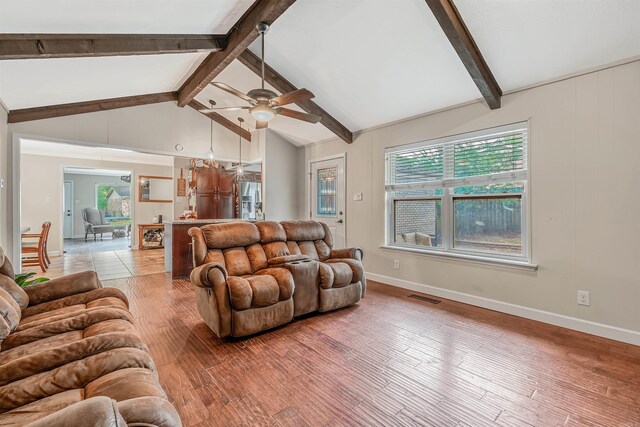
[
  {"left": 281, "top": 220, "right": 366, "bottom": 313},
  {"left": 0, "top": 246, "right": 181, "bottom": 426},
  {"left": 189, "top": 222, "right": 295, "bottom": 338}
]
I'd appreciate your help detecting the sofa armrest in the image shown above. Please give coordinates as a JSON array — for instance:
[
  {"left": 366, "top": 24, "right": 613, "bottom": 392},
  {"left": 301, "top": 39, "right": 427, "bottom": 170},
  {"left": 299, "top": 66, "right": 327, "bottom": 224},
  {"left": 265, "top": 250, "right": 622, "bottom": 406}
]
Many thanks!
[
  {"left": 329, "top": 247, "right": 363, "bottom": 261},
  {"left": 25, "top": 396, "right": 126, "bottom": 427},
  {"left": 25, "top": 271, "right": 102, "bottom": 306},
  {"left": 267, "top": 254, "right": 310, "bottom": 266},
  {"left": 190, "top": 263, "right": 227, "bottom": 289}
]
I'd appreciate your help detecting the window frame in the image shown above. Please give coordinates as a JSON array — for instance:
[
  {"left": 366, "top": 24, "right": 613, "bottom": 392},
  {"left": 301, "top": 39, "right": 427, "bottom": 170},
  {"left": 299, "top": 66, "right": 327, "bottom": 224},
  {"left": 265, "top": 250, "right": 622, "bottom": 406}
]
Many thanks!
[{"left": 385, "top": 122, "right": 531, "bottom": 264}]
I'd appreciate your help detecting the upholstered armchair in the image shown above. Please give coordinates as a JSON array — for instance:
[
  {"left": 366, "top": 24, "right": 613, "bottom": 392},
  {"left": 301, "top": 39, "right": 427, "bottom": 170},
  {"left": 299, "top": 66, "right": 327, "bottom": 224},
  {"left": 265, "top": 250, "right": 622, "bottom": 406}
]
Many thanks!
[{"left": 81, "top": 208, "right": 114, "bottom": 241}]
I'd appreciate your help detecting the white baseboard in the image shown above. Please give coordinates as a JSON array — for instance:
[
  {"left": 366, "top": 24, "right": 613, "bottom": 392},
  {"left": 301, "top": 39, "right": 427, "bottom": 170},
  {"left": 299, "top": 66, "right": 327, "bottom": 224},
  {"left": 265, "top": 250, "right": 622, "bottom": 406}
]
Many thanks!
[{"left": 366, "top": 272, "right": 640, "bottom": 346}]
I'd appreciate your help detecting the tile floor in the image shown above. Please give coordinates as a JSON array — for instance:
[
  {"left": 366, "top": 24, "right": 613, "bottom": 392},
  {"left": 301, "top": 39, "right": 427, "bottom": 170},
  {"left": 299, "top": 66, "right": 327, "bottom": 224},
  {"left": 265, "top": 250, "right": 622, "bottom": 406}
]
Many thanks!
[
  {"left": 63, "top": 236, "right": 131, "bottom": 254},
  {"left": 24, "top": 248, "right": 165, "bottom": 280}
]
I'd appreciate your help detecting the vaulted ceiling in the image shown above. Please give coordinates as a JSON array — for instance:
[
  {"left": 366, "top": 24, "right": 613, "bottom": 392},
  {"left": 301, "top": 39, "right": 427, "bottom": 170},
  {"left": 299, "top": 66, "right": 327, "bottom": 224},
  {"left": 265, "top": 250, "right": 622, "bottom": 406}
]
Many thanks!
[{"left": 2, "top": 0, "right": 640, "bottom": 146}]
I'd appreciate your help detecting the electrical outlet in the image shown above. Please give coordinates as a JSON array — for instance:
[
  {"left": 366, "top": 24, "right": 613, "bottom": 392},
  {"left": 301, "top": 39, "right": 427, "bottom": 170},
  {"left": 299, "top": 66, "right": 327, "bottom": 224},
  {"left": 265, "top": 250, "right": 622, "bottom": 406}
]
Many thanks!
[
  {"left": 577, "top": 290, "right": 590, "bottom": 306},
  {"left": 393, "top": 259, "right": 400, "bottom": 269}
]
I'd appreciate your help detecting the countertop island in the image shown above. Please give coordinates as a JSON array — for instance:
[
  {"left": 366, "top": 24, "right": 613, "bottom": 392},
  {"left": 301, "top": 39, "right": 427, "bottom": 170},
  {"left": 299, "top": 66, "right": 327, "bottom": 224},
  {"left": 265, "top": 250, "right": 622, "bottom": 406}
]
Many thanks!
[{"left": 164, "top": 219, "right": 250, "bottom": 278}]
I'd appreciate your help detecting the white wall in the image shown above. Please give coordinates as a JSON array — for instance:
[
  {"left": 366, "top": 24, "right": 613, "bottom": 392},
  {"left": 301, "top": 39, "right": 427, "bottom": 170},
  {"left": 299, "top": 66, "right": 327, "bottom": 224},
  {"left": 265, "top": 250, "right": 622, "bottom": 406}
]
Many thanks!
[
  {"left": 173, "top": 157, "right": 191, "bottom": 219},
  {"left": 21, "top": 154, "right": 173, "bottom": 253},
  {"left": 0, "top": 105, "right": 8, "bottom": 252},
  {"left": 63, "top": 173, "right": 130, "bottom": 238},
  {"left": 263, "top": 129, "right": 305, "bottom": 221},
  {"left": 305, "top": 61, "right": 640, "bottom": 338}
]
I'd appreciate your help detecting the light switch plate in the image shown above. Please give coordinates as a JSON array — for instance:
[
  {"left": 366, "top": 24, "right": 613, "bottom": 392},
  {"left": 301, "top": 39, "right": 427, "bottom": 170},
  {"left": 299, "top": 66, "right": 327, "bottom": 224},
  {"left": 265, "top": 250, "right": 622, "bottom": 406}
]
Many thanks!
[{"left": 353, "top": 192, "right": 363, "bottom": 201}]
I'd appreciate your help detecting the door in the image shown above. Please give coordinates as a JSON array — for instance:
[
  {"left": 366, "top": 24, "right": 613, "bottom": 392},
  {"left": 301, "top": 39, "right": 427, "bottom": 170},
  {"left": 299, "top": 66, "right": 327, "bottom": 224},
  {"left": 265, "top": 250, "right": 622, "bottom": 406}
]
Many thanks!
[
  {"left": 310, "top": 156, "right": 346, "bottom": 248},
  {"left": 63, "top": 181, "right": 74, "bottom": 239}
]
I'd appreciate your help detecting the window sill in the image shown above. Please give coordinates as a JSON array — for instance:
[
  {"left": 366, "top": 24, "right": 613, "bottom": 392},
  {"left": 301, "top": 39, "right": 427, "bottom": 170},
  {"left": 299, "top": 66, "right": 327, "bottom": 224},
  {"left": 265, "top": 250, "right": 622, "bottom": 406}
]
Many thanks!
[{"left": 379, "top": 245, "right": 538, "bottom": 271}]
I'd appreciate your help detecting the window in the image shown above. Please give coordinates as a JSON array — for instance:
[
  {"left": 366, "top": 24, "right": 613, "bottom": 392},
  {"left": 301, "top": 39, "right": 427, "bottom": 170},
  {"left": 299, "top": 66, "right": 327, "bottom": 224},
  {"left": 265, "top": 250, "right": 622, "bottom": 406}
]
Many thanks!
[
  {"left": 96, "top": 184, "right": 132, "bottom": 225},
  {"left": 385, "top": 123, "right": 528, "bottom": 261}
]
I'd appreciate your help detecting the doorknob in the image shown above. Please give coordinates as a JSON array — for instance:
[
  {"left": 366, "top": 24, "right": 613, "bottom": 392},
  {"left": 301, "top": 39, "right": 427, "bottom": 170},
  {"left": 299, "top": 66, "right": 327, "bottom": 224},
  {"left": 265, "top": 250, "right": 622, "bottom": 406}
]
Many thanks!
[{"left": 336, "top": 219, "right": 343, "bottom": 224}]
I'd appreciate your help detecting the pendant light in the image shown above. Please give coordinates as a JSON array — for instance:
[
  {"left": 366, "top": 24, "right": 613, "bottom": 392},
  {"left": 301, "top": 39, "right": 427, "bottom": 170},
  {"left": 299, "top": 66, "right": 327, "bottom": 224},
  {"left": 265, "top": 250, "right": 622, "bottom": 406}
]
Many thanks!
[
  {"left": 237, "top": 117, "right": 245, "bottom": 178},
  {"left": 207, "top": 100, "right": 216, "bottom": 166}
]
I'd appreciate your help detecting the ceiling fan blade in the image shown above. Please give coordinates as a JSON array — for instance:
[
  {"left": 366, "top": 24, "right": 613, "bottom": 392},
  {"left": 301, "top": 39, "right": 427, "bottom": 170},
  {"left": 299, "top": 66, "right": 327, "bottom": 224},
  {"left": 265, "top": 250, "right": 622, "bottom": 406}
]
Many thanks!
[
  {"left": 277, "top": 108, "right": 321, "bottom": 124},
  {"left": 211, "top": 82, "right": 256, "bottom": 104},
  {"left": 271, "top": 88, "right": 315, "bottom": 106},
  {"left": 256, "top": 120, "right": 268, "bottom": 129},
  {"left": 198, "top": 106, "right": 250, "bottom": 113}
]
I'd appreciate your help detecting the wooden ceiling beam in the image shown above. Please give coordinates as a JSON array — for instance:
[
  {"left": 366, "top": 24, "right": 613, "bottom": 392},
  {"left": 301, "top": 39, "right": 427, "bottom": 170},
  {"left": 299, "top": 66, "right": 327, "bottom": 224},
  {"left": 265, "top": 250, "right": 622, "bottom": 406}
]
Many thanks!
[
  {"left": 0, "top": 34, "right": 227, "bottom": 60},
  {"left": 424, "top": 0, "right": 502, "bottom": 109},
  {"left": 188, "top": 99, "right": 252, "bottom": 141},
  {"left": 177, "top": 0, "right": 297, "bottom": 107},
  {"left": 8, "top": 92, "right": 178, "bottom": 123},
  {"left": 238, "top": 49, "right": 353, "bottom": 143}
]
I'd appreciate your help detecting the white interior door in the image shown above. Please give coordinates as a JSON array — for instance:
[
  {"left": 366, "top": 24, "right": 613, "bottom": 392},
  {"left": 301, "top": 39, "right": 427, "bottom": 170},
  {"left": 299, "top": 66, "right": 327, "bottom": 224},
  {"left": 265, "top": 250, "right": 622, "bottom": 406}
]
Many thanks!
[
  {"left": 310, "top": 156, "right": 345, "bottom": 248},
  {"left": 63, "top": 181, "right": 73, "bottom": 239}
]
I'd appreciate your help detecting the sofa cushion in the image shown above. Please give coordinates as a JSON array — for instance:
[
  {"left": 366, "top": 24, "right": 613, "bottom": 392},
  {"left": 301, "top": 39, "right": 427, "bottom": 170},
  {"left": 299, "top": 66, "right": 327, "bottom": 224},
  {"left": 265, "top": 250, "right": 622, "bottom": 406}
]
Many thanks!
[
  {"left": 227, "top": 272, "right": 292, "bottom": 311},
  {"left": 281, "top": 221, "right": 325, "bottom": 241},
  {"left": 202, "top": 222, "right": 259, "bottom": 249},
  {"left": 246, "top": 276, "right": 279, "bottom": 308},
  {"left": 227, "top": 277, "right": 252, "bottom": 310},
  {"left": 0, "top": 389, "right": 84, "bottom": 426},
  {"left": 325, "top": 258, "right": 364, "bottom": 284},
  {"left": 222, "top": 247, "right": 252, "bottom": 277},
  {"left": 262, "top": 241, "right": 290, "bottom": 260},
  {"left": 256, "top": 221, "right": 286, "bottom": 243},
  {"left": 0, "top": 276, "right": 28, "bottom": 311},
  {"left": 298, "top": 241, "right": 320, "bottom": 260},
  {"left": 328, "top": 262, "right": 353, "bottom": 288},
  {"left": 20, "top": 288, "right": 128, "bottom": 319},
  {"left": 246, "top": 243, "right": 268, "bottom": 272}
]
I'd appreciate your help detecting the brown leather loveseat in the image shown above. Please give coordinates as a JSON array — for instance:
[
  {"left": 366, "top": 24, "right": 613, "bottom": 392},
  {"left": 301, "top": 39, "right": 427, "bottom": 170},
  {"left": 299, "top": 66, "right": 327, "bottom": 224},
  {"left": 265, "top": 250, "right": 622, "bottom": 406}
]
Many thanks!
[
  {"left": 189, "top": 220, "right": 365, "bottom": 339},
  {"left": 0, "top": 246, "right": 181, "bottom": 426}
]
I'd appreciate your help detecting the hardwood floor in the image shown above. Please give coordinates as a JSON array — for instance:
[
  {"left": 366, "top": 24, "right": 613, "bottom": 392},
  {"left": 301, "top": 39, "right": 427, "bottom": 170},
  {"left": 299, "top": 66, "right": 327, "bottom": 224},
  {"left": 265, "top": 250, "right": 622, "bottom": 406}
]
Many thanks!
[{"left": 103, "top": 274, "right": 640, "bottom": 427}]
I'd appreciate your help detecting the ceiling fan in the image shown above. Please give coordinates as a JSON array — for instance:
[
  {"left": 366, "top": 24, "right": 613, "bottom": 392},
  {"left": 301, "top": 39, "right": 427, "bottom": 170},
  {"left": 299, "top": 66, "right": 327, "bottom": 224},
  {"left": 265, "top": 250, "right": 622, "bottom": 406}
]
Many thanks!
[{"left": 199, "top": 22, "right": 321, "bottom": 129}]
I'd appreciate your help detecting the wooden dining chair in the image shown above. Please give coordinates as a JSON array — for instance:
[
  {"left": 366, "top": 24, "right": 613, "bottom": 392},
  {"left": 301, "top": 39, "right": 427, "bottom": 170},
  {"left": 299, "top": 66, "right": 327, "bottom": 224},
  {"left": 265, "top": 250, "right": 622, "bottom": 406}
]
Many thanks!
[{"left": 22, "top": 222, "right": 51, "bottom": 272}]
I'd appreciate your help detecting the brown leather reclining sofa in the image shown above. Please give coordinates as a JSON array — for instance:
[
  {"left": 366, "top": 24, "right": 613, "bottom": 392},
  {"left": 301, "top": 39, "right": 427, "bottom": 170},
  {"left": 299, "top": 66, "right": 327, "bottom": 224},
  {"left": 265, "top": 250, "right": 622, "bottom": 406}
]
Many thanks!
[
  {"left": 0, "top": 246, "right": 181, "bottom": 427},
  {"left": 189, "top": 220, "right": 365, "bottom": 338}
]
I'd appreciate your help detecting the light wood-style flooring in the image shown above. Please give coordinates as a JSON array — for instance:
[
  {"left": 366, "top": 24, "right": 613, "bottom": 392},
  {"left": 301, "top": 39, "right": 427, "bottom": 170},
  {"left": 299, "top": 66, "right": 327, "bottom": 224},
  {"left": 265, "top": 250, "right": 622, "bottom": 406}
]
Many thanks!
[
  {"left": 24, "top": 249, "right": 164, "bottom": 280},
  {"left": 104, "top": 274, "right": 640, "bottom": 427}
]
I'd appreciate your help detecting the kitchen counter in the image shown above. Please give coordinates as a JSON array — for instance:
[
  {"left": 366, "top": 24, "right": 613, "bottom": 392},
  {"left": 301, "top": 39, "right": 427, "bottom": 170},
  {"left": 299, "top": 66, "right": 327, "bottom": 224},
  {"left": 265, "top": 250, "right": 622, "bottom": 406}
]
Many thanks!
[
  {"left": 164, "top": 218, "right": 252, "bottom": 225},
  {"left": 164, "top": 219, "right": 249, "bottom": 278}
]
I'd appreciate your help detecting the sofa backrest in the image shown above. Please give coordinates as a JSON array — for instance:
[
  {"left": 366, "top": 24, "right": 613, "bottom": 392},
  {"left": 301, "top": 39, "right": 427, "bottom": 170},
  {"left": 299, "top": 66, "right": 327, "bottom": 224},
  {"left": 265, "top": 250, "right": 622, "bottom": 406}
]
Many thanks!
[
  {"left": 280, "top": 221, "right": 333, "bottom": 261},
  {"left": 190, "top": 222, "right": 268, "bottom": 276}
]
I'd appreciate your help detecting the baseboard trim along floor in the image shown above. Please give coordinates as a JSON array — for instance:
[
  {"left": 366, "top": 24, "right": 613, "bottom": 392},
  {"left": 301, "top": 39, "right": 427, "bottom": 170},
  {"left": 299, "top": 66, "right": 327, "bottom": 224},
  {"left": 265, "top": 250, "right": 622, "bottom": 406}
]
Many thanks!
[{"left": 366, "top": 272, "right": 640, "bottom": 346}]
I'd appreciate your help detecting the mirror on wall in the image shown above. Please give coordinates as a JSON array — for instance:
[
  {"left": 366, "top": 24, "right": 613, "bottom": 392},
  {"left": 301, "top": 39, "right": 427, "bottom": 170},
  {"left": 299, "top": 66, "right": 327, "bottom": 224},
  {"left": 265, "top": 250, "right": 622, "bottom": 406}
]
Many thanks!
[{"left": 138, "top": 175, "right": 172, "bottom": 202}]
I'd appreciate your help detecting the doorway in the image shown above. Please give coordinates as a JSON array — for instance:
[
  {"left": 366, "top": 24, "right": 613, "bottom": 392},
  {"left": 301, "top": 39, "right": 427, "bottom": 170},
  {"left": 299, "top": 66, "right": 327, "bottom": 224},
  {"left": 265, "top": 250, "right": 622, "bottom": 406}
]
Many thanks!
[
  {"left": 310, "top": 155, "right": 346, "bottom": 249},
  {"left": 62, "top": 167, "right": 133, "bottom": 254}
]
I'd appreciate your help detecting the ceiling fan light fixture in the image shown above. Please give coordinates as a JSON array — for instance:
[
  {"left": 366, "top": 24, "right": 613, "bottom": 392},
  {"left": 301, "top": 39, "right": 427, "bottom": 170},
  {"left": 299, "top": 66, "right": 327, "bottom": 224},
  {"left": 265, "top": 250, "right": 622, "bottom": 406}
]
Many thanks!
[{"left": 250, "top": 104, "right": 275, "bottom": 123}]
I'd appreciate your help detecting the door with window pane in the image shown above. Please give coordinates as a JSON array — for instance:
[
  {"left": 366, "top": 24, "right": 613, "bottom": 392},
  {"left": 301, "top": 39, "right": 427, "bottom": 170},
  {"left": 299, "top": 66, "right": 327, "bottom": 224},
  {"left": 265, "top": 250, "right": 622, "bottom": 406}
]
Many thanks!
[{"left": 310, "top": 156, "right": 345, "bottom": 248}]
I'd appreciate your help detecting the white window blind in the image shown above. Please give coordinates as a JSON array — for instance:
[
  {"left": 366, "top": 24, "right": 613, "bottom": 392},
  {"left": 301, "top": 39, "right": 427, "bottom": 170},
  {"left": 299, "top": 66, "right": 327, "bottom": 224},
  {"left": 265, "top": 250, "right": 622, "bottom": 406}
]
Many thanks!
[{"left": 386, "top": 123, "right": 527, "bottom": 191}]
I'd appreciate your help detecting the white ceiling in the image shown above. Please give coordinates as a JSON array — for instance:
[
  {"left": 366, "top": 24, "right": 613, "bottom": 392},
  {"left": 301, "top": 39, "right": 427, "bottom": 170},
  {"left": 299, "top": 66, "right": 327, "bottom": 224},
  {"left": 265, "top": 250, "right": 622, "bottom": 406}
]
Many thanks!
[
  {"left": 455, "top": 0, "right": 640, "bottom": 92},
  {"left": 248, "top": 0, "right": 480, "bottom": 132},
  {"left": 0, "top": 53, "right": 208, "bottom": 109},
  {"left": 0, "top": 0, "right": 254, "bottom": 34},
  {"left": 2, "top": 0, "right": 640, "bottom": 145},
  {"left": 21, "top": 138, "right": 175, "bottom": 166},
  {"left": 64, "top": 167, "right": 132, "bottom": 176}
]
